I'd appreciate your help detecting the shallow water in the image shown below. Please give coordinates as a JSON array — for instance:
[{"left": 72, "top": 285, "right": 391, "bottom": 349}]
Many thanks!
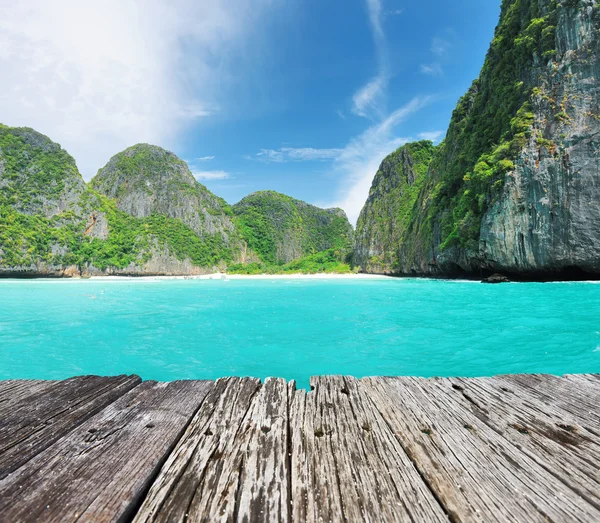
[{"left": 0, "top": 278, "right": 599, "bottom": 389}]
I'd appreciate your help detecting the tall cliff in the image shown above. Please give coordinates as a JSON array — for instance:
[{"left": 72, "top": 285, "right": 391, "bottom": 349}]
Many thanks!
[
  {"left": 356, "top": 0, "right": 600, "bottom": 278},
  {"left": 233, "top": 191, "right": 354, "bottom": 265},
  {"left": 90, "top": 144, "right": 237, "bottom": 242},
  {"left": 0, "top": 125, "right": 86, "bottom": 217},
  {"left": 354, "top": 141, "right": 436, "bottom": 273},
  {"left": 0, "top": 133, "right": 244, "bottom": 276},
  {"left": 0, "top": 131, "right": 355, "bottom": 276}
]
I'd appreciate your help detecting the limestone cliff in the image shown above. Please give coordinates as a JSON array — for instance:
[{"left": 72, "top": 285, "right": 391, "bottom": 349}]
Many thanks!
[
  {"left": 0, "top": 132, "right": 354, "bottom": 276},
  {"left": 354, "top": 141, "right": 436, "bottom": 273},
  {"left": 0, "top": 125, "right": 85, "bottom": 217},
  {"left": 233, "top": 191, "right": 354, "bottom": 264},
  {"left": 356, "top": 0, "right": 600, "bottom": 278},
  {"left": 90, "top": 144, "right": 238, "bottom": 242},
  {"left": 0, "top": 133, "right": 243, "bottom": 276}
]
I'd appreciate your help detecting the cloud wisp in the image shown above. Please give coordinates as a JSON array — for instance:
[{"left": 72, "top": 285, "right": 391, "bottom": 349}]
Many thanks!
[
  {"left": 420, "top": 35, "right": 452, "bottom": 77},
  {"left": 196, "top": 156, "right": 216, "bottom": 161},
  {"left": 351, "top": 0, "right": 389, "bottom": 118},
  {"left": 255, "top": 147, "right": 344, "bottom": 163},
  {"left": 0, "top": 0, "right": 280, "bottom": 179},
  {"left": 420, "top": 63, "right": 444, "bottom": 76},
  {"left": 192, "top": 170, "right": 231, "bottom": 181},
  {"left": 327, "top": 96, "right": 434, "bottom": 223},
  {"left": 418, "top": 130, "right": 445, "bottom": 142},
  {"left": 250, "top": 97, "right": 435, "bottom": 223}
]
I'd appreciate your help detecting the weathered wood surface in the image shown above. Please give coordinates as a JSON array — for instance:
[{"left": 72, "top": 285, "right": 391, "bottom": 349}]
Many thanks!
[
  {"left": 0, "top": 374, "right": 140, "bottom": 479},
  {"left": 497, "top": 373, "right": 600, "bottom": 432},
  {"left": 447, "top": 376, "right": 600, "bottom": 509},
  {"left": 133, "top": 377, "right": 285, "bottom": 523},
  {"left": 0, "top": 373, "right": 599, "bottom": 523},
  {"left": 290, "top": 376, "right": 448, "bottom": 522},
  {"left": 0, "top": 380, "right": 212, "bottom": 522},
  {"left": 359, "top": 376, "right": 600, "bottom": 522},
  {"left": 0, "top": 379, "right": 56, "bottom": 409}
]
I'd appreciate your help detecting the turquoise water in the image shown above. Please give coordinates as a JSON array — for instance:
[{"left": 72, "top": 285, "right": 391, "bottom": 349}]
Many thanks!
[{"left": 0, "top": 278, "right": 599, "bottom": 388}]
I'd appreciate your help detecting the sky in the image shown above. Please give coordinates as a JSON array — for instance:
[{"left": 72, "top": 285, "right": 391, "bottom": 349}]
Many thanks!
[{"left": 0, "top": 0, "right": 501, "bottom": 223}]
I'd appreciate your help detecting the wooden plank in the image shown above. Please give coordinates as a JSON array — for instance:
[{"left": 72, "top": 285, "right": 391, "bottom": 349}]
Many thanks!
[
  {"left": 360, "top": 376, "right": 600, "bottom": 522},
  {"left": 0, "top": 379, "right": 56, "bottom": 411},
  {"left": 563, "top": 373, "right": 600, "bottom": 390},
  {"left": 133, "top": 377, "right": 262, "bottom": 522},
  {"left": 0, "top": 380, "right": 212, "bottom": 522},
  {"left": 441, "top": 376, "right": 600, "bottom": 509},
  {"left": 0, "top": 374, "right": 141, "bottom": 479},
  {"left": 497, "top": 374, "right": 600, "bottom": 433},
  {"left": 235, "top": 378, "right": 290, "bottom": 522},
  {"left": 290, "top": 376, "right": 448, "bottom": 523}
]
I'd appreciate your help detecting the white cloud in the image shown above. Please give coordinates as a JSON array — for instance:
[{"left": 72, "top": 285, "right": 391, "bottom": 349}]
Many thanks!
[
  {"left": 431, "top": 37, "right": 450, "bottom": 56},
  {"left": 419, "top": 36, "right": 452, "bottom": 77},
  {"left": 420, "top": 63, "right": 444, "bottom": 76},
  {"left": 388, "top": 9, "right": 404, "bottom": 16},
  {"left": 352, "top": 76, "right": 387, "bottom": 119},
  {"left": 196, "top": 156, "right": 216, "bottom": 161},
  {"left": 192, "top": 170, "right": 231, "bottom": 180},
  {"left": 326, "top": 97, "right": 434, "bottom": 224},
  {"left": 351, "top": 0, "right": 388, "bottom": 119},
  {"left": 255, "top": 147, "right": 343, "bottom": 163},
  {"left": 418, "top": 130, "right": 445, "bottom": 143},
  {"left": 251, "top": 97, "right": 435, "bottom": 223},
  {"left": 0, "top": 0, "right": 280, "bottom": 179}
]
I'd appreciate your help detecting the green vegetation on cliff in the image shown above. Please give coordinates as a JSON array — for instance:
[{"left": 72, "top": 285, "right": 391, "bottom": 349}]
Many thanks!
[
  {"left": 355, "top": 141, "right": 436, "bottom": 272},
  {"left": 233, "top": 191, "right": 353, "bottom": 266},
  {"left": 228, "top": 249, "right": 352, "bottom": 275},
  {"left": 355, "top": 0, "right": 581, "bottom": 276},
  {"left": 424, "top": 0, "right": 559, "bottom": 251},
  {"left": 0, "top": 128, "right": 354, "bottom": 275},
  {"left": 0, "top": 191, "right": 234, "bottom": 271},
  {"left": 0, "top": 125, "right": 84, "bottom": 217}
]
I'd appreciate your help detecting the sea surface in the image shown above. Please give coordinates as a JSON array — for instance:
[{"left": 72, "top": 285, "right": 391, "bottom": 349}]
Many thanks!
[{"left": 1, "top": 278, "right": 599, "bottom": 388}]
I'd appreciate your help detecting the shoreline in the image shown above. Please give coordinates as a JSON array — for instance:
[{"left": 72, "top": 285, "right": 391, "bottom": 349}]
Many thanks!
[{"left": 0, "top": 272, "right": 396, "bottom": 282}]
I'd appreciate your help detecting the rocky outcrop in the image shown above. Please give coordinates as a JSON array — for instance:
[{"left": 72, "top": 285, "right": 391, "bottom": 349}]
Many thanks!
[
  {"left": 356, "top": 0, "right": 600, "bottom": 279},
  {"left": 233, "top": 191, "right": 354, "bottom": 264},
  {"left": 0, "top": 125, "right": 86, "bottom": 217},
  {"left": 90, "top": 144, "right": 238, "bottom": 244},
  {"left": 0, "top": 130, "right": 355, "bottom": 276},
  {"left": 479, "top": 0, "right": 600, "bottom": 276},
  {"left": 354, "top": 141, "right": 436, "bottom": 273}
]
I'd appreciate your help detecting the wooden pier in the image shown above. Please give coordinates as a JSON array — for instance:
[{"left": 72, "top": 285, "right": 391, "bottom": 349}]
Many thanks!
[{"left": 0, "top": 374, "right": 599, "bottom": 522}]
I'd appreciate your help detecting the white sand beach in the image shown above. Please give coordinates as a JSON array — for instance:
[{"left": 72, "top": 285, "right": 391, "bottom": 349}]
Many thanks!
[{"left": 83, "top": 272, "right": 394, "bottom": 281}]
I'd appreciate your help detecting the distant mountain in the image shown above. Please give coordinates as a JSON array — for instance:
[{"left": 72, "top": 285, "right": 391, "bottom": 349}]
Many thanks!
[
  {"left": 91, "top": 144, "right": 237, "bottom": 241},
  {"left": 0, "top": 124, "right": 85, "bottom": 218},
  {"left": 354, "top": 141, "right": 436, "bottom": 273},
  {"left": 355, "top": 0, "right": 600, "bottom": 278},
  {"left": 233, "top": 190, "right": 354, "bottom": 265},
  {"left": 0, "top": 132, "right": 354, "bottom": 276}
]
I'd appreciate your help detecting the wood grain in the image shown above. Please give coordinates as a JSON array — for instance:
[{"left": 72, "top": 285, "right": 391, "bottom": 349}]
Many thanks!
[
  {"left": 290, "top": 375, "right": 448, "bottom": 523},
  {"left": 133, "top": 377, "right": 262, "bottom": 522},
  {"left": 360, "top": 376, "right": 600, "bottom": 522},
  {"left": 0, "top": 374, "right": 141, "bottom": 479},
  {"left": 0, "top": 380, "right": 211, "bottom": 522}
]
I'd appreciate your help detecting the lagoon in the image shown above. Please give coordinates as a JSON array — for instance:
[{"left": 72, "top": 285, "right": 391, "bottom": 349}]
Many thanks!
[{"left": 1, "top": 277, "right": 599, "bottom": 388}]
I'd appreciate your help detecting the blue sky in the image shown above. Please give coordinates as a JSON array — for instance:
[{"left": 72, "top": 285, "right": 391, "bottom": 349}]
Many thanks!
[{"left": 0, "top": 0, "right": 500, "bottom": 222}]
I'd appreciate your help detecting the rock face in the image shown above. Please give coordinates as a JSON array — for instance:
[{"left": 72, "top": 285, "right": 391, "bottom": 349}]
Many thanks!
[
  {"left": 233, "top": 191, "right": 354, "bottom": 264},
  {"left": 0, "top": 132, "right": 355, "bottom": 276},
  {"left": 0, "top": 132, "right": 244, "bottom": 276},
  {"left": 356, "top": 0, "right": 600, "bottom": 278},
  {"left": 0, "top": 125, "right": 86, "bottom": 217},
  {"left": 90, "top": 144, "right": 237, "bottom": 242},
  {"left": 480, "top": 0, "right": 600, "bottom": 276},
  {"left": 354, "top": 141, "right": 436, "bottom": 273}
]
